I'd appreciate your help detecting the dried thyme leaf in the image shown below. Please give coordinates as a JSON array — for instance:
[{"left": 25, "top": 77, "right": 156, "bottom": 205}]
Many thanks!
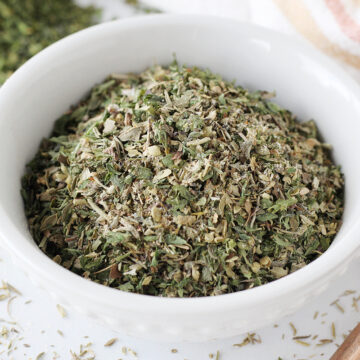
[
  {"left": 293, "top": 335, "right": 311, "bottom": 340},
  {"left": 35, "top": 352, "right": 45, "bottom": 360},
  {"left": 70, "top": 342, "right": 96, "bottom": 360},
  {"left": 331, "top": 300, "right": 345, "bottom": 313},
  {"left": 331, "top": 322, "right": 336, "bottom": 338},
  {"left": 6, "top": 296, "right": 16, "bottom": 319},
  {"left": 125, "top": 0, "right": 161, "bottom": 13},
  {"left": 56, "top": 304, "right": 67, "bottom": 318},
  {"left": 104, "top": 337, "right": 117, "bottom": 347},
  {"left": 289, "top": 322, "right": 297, "bottom": 336},
  {"left": 316, "top": 339, "right": 333, "bottom": 346},
  {"left": 5, "top": 283, "right": 22, "bottom": 296},
  {"left": 22, "top": 63, "right": 344, "bottom": 297},
  {"left": 294, "top": 339, "right": 311, "bottom": 346},
  {"left": 233, "top": 332, "right": 261, "bottom": 347}
]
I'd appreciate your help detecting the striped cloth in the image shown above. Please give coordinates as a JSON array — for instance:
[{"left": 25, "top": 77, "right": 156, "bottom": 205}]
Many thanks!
[
  {"left": 253, "top": 0, "right": 360, "bottom": 80},
  {"left": 143, "top": 0, "right": 360, "bottom": 80}
]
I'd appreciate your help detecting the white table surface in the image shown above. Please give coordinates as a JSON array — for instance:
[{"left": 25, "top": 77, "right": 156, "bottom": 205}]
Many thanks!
[{"left": 1, "top": 2, "right": 358, "bottom": 359}]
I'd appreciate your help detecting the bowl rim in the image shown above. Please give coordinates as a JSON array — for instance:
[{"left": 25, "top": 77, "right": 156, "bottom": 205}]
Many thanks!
[{"left": 1, "top": 13, "right": 360, "bottom": 314}]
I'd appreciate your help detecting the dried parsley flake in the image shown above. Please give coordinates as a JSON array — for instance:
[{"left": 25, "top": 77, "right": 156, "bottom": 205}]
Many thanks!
[{"left": 22, "top": 63, "right": 344, "bottom": 297}]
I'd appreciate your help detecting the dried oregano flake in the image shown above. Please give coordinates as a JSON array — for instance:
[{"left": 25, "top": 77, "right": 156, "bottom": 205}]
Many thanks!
[{"left": 22, "top": 63, "right": 344, "bottom": 297}]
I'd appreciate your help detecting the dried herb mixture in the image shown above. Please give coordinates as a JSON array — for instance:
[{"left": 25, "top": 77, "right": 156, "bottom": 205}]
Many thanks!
[
  {"left": 0, "top": 0, "right": 100, "bottom": 85},
  {"left": 22, "top": 63, "right": 344, "bottom": 297}
]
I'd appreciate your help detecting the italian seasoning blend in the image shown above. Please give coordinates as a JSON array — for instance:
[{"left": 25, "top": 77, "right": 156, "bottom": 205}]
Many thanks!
[
  {"left": 0, "top": 0, "right": 100, "bottom": 85},
  {"left": 22, "top": 64, "right": 344, "bottom": 297}
]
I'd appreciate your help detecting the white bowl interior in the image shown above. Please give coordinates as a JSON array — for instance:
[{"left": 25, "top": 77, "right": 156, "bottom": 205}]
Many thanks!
[{"left": 1, "top": 15, "right": 360, "bottom": 341}]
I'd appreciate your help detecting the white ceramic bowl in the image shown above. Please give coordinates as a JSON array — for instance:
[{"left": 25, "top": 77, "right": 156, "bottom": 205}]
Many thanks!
[{"left": 1, "top": 14, "right": 360, "bottom": 343}]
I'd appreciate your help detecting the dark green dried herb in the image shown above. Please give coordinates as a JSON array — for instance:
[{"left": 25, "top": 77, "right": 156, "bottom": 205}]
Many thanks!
[
  {"left": 125, "top": 0, "right": 161, "bottom": 13},
  {"left": 22, "top": 63, "right": 344, "bottom": 297},
  {"left": 0, "top": 0, "right": 100, "bottom": 84}
]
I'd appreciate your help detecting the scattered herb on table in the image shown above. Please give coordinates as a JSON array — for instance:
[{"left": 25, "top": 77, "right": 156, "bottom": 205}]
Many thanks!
[
  {"left": 22, "top": 63, "right": 344, "bottom": 297},
  {"left": 233, "top": 332, "right": 262, "bottom": 347},
  {"left": 56, "top": 303, "right": 67, "bottom": 318},
  {"left": 104, "top": 337, "right": 117, "bottom": 347},
  {"left": 0, "top": 0, "right": 100, "bottom": 84},
  {"left": 0, "top": 252, "right": 357, "bottom": 357}
]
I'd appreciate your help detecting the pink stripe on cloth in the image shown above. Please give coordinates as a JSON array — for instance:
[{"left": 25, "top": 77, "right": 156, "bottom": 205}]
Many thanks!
[{"left": 326, "top": 0, "right": 360, "bottom": 42}]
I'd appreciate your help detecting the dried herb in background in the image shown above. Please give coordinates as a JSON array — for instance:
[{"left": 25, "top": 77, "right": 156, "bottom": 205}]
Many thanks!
[
  {"left": 0, "top": 0, "right": 100, "bottom": 84},
  {"left": 125, "top": 0, "right": 161, "bottom": 13},
  {"left": 22, "top": 63, "right": 344, "bottom": 297}
]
